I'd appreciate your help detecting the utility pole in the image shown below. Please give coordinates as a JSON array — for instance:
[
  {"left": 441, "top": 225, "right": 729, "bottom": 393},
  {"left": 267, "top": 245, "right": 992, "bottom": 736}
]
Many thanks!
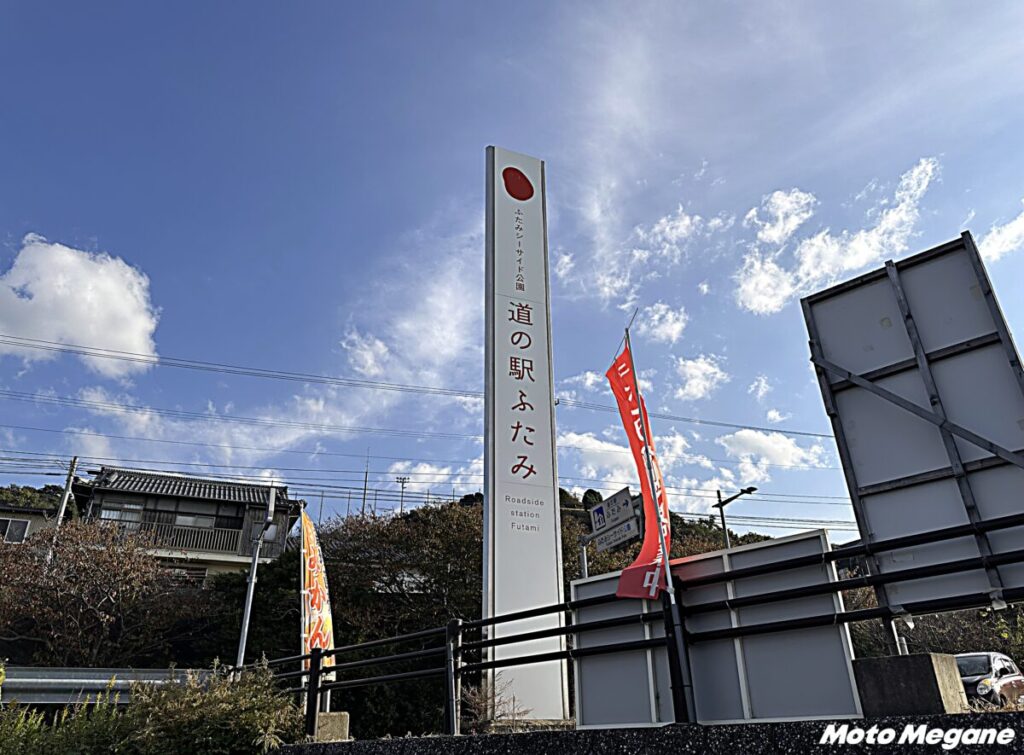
[
  {"left": 361, "top": 455, "right": 369, "bottom": 516},
  {"left": 396, "top": 476, "right": 409, "bottom": 514},
  {"left": 236, "top": 486, "right": 277, "bottom": 668},
  {"left": 712, "top": 487, "right": 758, "bottom": 549},
  {"left": 318, "top": 491, "right": 325, "bottom": 526},
  {"left": 45, "top": 456, "right": 78, "bottom": 565}
]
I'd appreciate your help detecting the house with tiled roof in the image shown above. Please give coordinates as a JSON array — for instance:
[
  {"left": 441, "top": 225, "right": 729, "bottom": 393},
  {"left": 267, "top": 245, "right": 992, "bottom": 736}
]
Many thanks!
[{"left": 73, "top": 467, "right": 302, "bottom": 581}]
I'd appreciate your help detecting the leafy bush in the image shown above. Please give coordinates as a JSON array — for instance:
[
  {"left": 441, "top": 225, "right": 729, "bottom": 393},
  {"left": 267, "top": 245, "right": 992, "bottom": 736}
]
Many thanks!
[
  {"left": 0, "top": 668, "right": 303, "bottom": 755},
  {"left": 0, "top": 705, "right": 47, "bottom": 755},
  {"left": 0, "top": 686, "right": 130, "bottom": 755},
  {"left": 130, "top": 668, "right": 304, "bottom": 755}
]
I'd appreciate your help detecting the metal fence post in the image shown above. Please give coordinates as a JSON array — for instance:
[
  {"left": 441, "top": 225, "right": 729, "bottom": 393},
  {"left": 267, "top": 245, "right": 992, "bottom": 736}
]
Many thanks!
[
  {"left": 444, "top": 618, "right": 463, "bottom": 735},
  {"left": 660, "top": 589, "right": 695, "bottom": 723},
  {"left": 304, "top": 647, "right": 323, "bottom": 739}
]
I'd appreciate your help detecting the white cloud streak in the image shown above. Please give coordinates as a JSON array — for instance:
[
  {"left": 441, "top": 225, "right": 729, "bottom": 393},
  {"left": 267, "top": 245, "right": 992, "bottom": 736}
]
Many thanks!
[
  {"left": 979, "top": 199, "right": 1024, "bottom": 262},
  {"left": 748, "top": 374, "right": 772, "bottom": 402},
  {"left": 744, "top": 189, "right": 817, "bottom": 246},
  {"left": 734, "top": 157, "right": 939, "bottom": 314}
]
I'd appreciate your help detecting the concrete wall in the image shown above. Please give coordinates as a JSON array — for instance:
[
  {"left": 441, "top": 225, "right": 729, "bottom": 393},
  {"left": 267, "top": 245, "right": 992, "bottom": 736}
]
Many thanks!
[{"left": 853, "top": 654, "right": 970, "bottom": 717}]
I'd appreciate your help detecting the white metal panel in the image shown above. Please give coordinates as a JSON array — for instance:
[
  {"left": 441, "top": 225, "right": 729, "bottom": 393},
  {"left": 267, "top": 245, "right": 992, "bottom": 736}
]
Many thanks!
[
  {"left": 572, "top": 531, "right": 861, "bottom": 727},
  {"left": 931, "top": 344, "right": 1024, "bottom": 463},
  {"left": 898, "top": 247, "right": 995, "bottom": 353},
  {"left": 835, "top": 369, "right": 948, "bottom": 486},
  {"left": 812, "top": 277, "right": 912, "bottom": 380}
]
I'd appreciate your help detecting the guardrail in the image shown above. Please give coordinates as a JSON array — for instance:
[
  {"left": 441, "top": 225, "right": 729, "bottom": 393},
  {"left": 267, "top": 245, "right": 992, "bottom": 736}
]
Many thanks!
[{"left": 0, "top": 667, "right": 212, "bottom": 705}]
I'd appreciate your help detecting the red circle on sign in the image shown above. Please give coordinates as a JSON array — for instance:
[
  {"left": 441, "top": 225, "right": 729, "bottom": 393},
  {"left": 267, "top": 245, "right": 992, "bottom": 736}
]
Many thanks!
[{"left": 502, "top": 167, "right": 534, "bottom": 201}]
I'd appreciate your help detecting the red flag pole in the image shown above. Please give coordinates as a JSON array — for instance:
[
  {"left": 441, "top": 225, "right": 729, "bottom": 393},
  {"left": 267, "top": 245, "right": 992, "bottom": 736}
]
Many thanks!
[
  {"left": 624, "top": 329, "right": 695, "bottom": 722},
  {"left": 623, "top": 328, "right": 677, "bottom": 605}
]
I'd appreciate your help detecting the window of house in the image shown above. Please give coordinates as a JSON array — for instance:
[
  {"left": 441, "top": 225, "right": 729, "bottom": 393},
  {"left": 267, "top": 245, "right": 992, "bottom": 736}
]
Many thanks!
[
  {"left": 0, "top": 518, "right": 29, "bottom": 544},
  {"left": 143, "top": 509, "right": 176, "bottom": 525},
  {"left": 176, "top": 501, "right": 217, "bottom": 516},
  {"left": 174, "top": 513, "right": 215, "bottom": 529},
  {"left": 215, "top": 503, "right": 243, "bottom": 530},
  {"left": 99, "top": 502, "right": 143, "bottom": 530}
]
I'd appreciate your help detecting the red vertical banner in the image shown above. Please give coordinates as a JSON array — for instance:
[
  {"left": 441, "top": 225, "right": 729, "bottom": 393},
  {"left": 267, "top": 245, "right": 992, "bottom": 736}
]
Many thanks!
[{"left": 606, "top": 346, "right": 672, "bottom": 599}]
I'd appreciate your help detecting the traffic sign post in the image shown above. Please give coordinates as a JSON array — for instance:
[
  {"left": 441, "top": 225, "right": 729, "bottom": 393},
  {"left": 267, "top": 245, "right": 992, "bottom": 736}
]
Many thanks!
[{"left": 580, "top": 488, "right": 642, "bottom": 578}]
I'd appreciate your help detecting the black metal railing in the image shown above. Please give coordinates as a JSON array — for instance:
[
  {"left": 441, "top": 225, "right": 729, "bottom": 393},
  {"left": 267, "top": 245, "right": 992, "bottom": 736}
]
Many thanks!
[
  {"left": 234, "top": 592, "right": 683, "bottom": 737},
  {"left": 236, "top": 509, "right": 1024, "bottom": 738}
]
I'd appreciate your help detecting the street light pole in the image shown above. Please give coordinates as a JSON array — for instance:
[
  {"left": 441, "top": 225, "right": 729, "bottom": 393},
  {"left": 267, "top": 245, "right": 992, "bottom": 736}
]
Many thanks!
[
  {"left": 712, "top": 487, "right": 757, "bottom": 549},
  {"left": 236, "top": 486, "right": 277, "bottom": 668}
]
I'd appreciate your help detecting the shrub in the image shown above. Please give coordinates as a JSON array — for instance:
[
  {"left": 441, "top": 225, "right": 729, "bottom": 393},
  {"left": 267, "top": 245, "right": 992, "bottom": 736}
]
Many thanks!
[
  {"left": 129, "top": 668, "right": 304, "bottom": 755},
  {"left": 0, "top": 668, "right": 303, "bottom": 755},
  {"left": 0, "top": 705, "right": 47, "bottom": 755},
  {"left": 0, "top": 686, "right": 131, "bottom": 755}
]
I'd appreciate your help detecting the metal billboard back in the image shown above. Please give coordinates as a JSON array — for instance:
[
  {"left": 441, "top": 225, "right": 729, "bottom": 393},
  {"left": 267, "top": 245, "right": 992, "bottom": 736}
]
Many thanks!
[{"left": 803, "top": 232, "right": 1024, "bottom": 614}]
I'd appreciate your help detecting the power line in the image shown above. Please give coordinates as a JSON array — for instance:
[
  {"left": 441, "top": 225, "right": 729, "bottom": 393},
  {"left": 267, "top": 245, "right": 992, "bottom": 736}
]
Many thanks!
[
  {"left": 0, "top": 464, "right": 857, "bottom": 531},
  {"left": 0, "top": 420, "right": 839, "bottom": 472},
  {"left": 0, "top": 389, "right": 480, "bottom": 441},
  {"left": 0, "top": 332, "right": 833, "bottom": 439},
  {"left": 0, "top": 447, "right": 852, "bottom": 506}
]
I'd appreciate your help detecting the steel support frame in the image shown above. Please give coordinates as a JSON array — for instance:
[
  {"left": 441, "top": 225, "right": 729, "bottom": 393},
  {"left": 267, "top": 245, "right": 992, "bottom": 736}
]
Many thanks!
[
  {"left": 883, "top": 260, "right": 1004, "bottom": 602},
  {"left": 802, "top": 298, "right": 897, "bottom": 647}
]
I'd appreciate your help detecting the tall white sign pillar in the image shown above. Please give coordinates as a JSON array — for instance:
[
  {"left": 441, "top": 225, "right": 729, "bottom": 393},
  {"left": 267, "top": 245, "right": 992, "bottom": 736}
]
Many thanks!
[{"left": 483, "top": 146, "right": 568, "bottom": 720}]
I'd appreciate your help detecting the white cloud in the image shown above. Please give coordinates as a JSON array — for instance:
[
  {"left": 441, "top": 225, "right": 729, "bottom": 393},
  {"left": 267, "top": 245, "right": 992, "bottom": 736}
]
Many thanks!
[
  {"left": 386, "top": 460, "right": 452, "bottom": 495},
  {"left": 744, "top": 188, "right": 817, "bottom": 246},
  {"left": 716, "top": 429, "right": 826, "bottom": 484},
  {"left": 636, "top": 205, "right": 703, "bottom": 264},
  {"left": 554, "top": 251, "right": 576, "bottom": 282},
  {"left": 673, "top": 354, "right": 730, "bottom": 401},
  {"left": 0, "top": 234, "right": 160, "bottom": 379},
  {"left": 636, "top": 301, "right": 689, "bottom": 344},
  {"left": 561, "top": 370, "right": 606, "bottom": 392},
  {"left": 766, "top": 408, "right": 790, "bottom": 423},
  {"left": 734, "top": 157, "right": 939, "bottom": 314},
  {"left": 558, "top": 431, "right": 638, "bottom": 486},
  {"left": 656, "top": 430, "right": 715, "bottom": 472},
  {"left": 979, "top": 199, "right": 1024, "bottom": 261},
  {"left": 748, "top": 374, "right": 772, "bottom": 402},
  {"left": 697, "top": 280, "right": 710, "bottom": 296},
  {"left": 340, "top": 329, "right": 391, "bottom": 378}
]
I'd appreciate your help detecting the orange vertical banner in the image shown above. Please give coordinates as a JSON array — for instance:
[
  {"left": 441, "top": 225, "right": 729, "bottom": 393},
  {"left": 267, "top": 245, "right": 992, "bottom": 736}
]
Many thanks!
[{"left": 301, "top": 511, "right": 335, "bottom": 671}]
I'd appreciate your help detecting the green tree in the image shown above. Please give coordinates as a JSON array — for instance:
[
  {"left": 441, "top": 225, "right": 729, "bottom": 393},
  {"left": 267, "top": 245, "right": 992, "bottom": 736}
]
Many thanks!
[{"left": 0, "top": 483, "right": 65, "bottom": 510}]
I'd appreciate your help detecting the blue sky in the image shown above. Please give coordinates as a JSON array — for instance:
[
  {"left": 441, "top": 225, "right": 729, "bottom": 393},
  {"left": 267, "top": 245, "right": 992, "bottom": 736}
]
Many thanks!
[{"left": 2, "top": 2, "right": 1023, "bottom": 538}]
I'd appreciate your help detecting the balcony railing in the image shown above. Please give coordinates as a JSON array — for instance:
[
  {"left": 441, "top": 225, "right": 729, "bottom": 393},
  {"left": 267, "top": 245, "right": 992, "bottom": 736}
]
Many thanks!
[
  {"left": 140, "top": 522, "right": 242, "bottom": 554},
  {"left": 100, "top": 518, "right": 288, "bottom": 558}
]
